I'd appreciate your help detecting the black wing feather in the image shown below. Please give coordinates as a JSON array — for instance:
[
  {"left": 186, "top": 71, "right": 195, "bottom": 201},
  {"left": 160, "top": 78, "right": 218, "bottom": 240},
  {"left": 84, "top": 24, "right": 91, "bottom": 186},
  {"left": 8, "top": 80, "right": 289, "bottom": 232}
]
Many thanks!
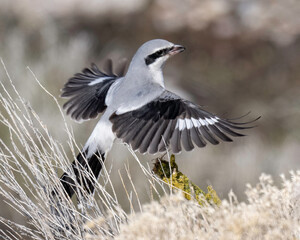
[{"left": 62, "top": 60, "right": 127, "bottom": 121}]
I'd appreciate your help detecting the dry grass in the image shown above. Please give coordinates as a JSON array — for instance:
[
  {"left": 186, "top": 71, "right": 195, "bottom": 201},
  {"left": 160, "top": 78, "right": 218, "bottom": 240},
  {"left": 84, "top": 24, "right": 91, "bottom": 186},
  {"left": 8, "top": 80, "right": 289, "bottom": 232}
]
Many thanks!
[{"left": 106, "top": 173, "right": 300, "bottom": 240}]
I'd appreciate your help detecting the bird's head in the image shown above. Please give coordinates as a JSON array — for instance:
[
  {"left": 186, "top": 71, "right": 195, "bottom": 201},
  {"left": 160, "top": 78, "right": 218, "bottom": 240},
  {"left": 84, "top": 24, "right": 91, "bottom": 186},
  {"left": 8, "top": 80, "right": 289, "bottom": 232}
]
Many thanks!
[{"left": 130, "top": 39, "right": 185, "bottom": 72}]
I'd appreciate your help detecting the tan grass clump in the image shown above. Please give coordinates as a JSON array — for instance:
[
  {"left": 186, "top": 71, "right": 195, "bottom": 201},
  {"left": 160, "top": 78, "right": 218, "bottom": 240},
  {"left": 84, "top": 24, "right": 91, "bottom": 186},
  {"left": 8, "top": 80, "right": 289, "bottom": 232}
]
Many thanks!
[{"left": 105, "top": 172, "right": 300, "bottom": 240}]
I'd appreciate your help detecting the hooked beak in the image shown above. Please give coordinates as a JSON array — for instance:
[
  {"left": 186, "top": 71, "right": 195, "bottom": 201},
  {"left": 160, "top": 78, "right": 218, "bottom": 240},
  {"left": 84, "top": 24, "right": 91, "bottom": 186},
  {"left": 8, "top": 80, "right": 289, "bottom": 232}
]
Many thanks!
[{"left": 168, "top": 45, "right": 185, "bottom": 56}]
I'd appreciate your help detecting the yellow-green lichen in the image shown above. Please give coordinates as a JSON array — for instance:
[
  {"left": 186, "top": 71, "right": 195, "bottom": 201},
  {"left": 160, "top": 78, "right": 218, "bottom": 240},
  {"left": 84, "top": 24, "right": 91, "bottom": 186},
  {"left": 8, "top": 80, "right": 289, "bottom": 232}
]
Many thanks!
[{"left": 153, "top": 154, "right": 221, "bottom": 206}]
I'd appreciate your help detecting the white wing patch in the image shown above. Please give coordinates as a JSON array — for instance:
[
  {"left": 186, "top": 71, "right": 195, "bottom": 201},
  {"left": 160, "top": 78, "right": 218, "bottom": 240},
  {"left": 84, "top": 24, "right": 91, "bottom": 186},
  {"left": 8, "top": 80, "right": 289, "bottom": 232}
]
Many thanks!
[
  {"left": 185, "top": 119, "right": 193, "bottom": 129},
  {"left": 205, "top": 117, "right": 217, "bottom": 125},
  {"left": 191, "top": 118, "right": 201, "bottom": 128},
  {"left": 175, "top": 117, "right": 219, "bottom": 130},
  {"left": 88, "top": 76, "right": 114, "bottom": 86},
  {"left": 199, "top": 118, "right": 207, "bottom": 126},
  {"left": 177, "top": 119, "right": 186, "bottom": 130}
]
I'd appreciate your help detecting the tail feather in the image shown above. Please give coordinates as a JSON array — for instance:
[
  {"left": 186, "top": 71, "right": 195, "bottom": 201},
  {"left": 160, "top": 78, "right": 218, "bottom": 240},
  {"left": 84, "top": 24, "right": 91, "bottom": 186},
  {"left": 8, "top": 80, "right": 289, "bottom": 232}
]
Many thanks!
[{"left": 58, "top": 149, "right": 105, "bottom": 198}]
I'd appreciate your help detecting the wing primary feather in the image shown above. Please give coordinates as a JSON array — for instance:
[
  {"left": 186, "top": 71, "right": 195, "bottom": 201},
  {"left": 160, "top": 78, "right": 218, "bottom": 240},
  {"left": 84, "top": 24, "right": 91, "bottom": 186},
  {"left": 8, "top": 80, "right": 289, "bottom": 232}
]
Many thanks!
[
  {"left": 139, "top": 121, "right": 162, "bottom": 154},
  {"left": 111, "top": 114, "right": 133, "bottom": 133},
  {"left": 215, "top": 123, "right": 245, "bottom": 137},
  {"left": 70, "top": 94, "right": 96, "bottom": 120},
  {"left": 199, "top": 126, "right": 219, "bottom": 145},
  {"left": 158, "top": 120, "right": 176, "bottom": 152},
  {"left": 117, "top": 118, "right": 139, "bottom": 139},
  {"left": 123, "top": 120, "right": 147, "bottom": 144},
  {"left": 170, "top": 127, "right": 181, "bottom": 153},
  {"left": 148, "top": 120, "right": 169, "bottom": 154},
  {"left": 81, "top": 98, "right": 98, "bottom": 120},
  {"left": 130, "top": 121, "right": 154, "bottom": 151},
  {"left": 225, "top": 116, "right": 261, "bottom": 125},
  {"left": 208, "top": 124, "right": 233, "bottom": 142},
  {"left": 181, "top": 127, "right": 194, "bottom": 151},
  {"left": 218, "top": 120, "right": 254, "bottom": 129},
  {"left": 190, "top": 127, "right": 206, "bottom": 148}
]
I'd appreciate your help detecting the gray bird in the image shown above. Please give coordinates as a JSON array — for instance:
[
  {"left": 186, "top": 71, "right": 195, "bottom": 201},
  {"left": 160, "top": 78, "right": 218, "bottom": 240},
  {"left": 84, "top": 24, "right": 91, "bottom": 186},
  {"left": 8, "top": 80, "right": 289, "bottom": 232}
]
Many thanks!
[{"left": 59, "top": 39, "right": 257, "bottom": 198}]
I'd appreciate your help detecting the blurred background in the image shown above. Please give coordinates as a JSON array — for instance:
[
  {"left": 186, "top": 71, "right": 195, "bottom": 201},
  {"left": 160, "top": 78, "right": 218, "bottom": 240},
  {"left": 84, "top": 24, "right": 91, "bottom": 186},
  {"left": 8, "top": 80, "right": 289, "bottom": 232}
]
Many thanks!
[{"left": 0, "top": 0, "right": 299, "bottom": 231}]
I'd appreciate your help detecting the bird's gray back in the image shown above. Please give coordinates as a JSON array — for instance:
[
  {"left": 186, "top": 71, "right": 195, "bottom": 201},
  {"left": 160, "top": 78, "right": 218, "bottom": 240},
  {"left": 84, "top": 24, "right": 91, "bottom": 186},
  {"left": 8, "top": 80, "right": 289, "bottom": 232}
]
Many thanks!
[{"left": 105, "top": 76, "right": 164, "bottom": 114}]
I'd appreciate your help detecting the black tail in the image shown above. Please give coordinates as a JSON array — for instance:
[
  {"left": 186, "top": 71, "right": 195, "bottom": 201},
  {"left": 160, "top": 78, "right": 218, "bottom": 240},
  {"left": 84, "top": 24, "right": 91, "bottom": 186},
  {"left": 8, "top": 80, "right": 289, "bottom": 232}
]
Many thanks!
[{"left": 58, "top": 150, "right": 105, "bottom": 198}]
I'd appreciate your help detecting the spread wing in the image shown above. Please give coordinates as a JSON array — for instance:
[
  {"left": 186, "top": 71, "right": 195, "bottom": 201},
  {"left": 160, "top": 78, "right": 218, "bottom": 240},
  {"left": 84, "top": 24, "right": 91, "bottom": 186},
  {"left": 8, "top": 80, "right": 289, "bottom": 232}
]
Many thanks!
[
  {"left": 62, "top": 59, "right": 127, "bottom": 121},
  {"left": 109, "top": 90, "right": 258, "bottom": 154}
]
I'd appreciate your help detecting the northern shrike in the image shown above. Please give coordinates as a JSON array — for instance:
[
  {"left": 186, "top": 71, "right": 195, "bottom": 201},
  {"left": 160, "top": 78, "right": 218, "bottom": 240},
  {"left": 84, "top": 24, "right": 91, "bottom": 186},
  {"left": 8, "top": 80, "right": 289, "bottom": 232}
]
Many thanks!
[{"left": 59, "top": 39, "right": 257, "bottom": 198}]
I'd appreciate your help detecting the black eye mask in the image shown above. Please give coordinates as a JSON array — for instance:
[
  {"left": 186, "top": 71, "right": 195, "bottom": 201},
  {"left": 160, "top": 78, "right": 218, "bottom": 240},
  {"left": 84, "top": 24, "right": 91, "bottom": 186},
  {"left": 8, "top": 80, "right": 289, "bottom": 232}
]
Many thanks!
[{"left": 145, "top": 47, "right": 174, "bottom": 65}]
